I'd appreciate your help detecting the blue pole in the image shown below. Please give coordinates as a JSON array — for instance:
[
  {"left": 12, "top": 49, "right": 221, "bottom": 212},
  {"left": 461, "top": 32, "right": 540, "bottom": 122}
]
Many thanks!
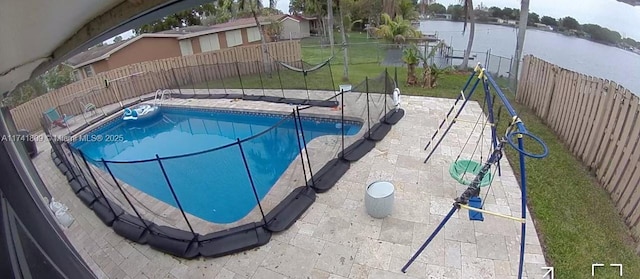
[
  {"left": 424, "top": 77, "right": 482, "bottom": 163},
  {"left": 517, "top": 136, "right": 527, "bottom": 279},
  {"left": 485, "top": 71, "right": 527, "bottom": 133},
  {"left": 423, "top": 70, "right": 476, "bottom": 151},
  {"left": 483, "top": 78, "right": 501, "bottom": 176},
  {"left": 402, "top": 205, "right": 457, "bottom": 273}
]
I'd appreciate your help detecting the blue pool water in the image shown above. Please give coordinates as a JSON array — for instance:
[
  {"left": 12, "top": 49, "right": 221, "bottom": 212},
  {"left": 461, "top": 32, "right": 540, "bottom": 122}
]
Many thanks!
[{"left": 73, "top": 107, "right": 361, "bottom": 223}]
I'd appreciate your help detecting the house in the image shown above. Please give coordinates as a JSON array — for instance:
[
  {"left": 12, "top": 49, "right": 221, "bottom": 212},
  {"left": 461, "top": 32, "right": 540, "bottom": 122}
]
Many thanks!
[
  {"left": 278, "top": 14, "right": 316, "bottom": 40},
  {"left": 66, "top": 17, "right": 277, "bottom": 80}
]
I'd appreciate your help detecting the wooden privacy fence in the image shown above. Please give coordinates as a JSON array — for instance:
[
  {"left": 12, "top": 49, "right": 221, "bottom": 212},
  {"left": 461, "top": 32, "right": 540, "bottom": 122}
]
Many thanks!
[
  {"left": 10, "top": 40, "right": 301, "bottom": 131},
  {"left": 517, "top": 55, "right": 640, "bottom": 242}
]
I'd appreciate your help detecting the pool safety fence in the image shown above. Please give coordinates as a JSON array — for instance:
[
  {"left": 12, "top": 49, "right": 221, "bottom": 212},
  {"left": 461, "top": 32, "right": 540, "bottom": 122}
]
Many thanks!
[
  {"left": 44, "top": 68, "right": 406, "bottom": 259},
  {"left": 39, "top": 59, "right": 341, "bottom": 135}
]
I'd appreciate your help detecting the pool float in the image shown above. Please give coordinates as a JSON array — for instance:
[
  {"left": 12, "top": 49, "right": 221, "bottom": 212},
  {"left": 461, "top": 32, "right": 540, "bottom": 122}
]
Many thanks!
[{"left": 123, "top": 103, "right": 160, "bottom": 122}]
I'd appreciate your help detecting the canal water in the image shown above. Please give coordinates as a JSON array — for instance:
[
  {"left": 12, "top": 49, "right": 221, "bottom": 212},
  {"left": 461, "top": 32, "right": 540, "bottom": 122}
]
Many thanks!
[{"left": 420, "top": 20, "right": 640, "bottom": 94}]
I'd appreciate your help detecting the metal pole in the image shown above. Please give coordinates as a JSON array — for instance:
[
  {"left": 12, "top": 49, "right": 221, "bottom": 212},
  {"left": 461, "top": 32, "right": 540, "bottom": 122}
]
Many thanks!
[
  {"left": 291, "top": 109, "right": 310, "bottom": 188},
  {"left": 75, "top": 150, "right": 116, "bottom": 214},
  {"left": 237, "top": 139, "right": 267, "bottom": 224},
  {"left": 301, "top": 59, "right": 310, "bottom": 101},
  {"left": 341, "top": 89, "right": 345, "bottom": 155},
  {"left": 101, "top": 159, "right": 151, "bottom": 229},
  {"left": 257, "top": 61, "right": 265, "bottom": 97},
  {"left": 276, "top": 63, "right": 285, "bottom": 99},
  {"left": 365, "top": 77, "right": 371, "bottom": 138},
  {"left": 235, "top": 62, "right": 245, "bottom": 97},
  {"left": 155, "top": 155, "right": 196, "bottom": 236},
  {"left": 402, "top": 205, "right": 457, "bottom": 272},
  {"left": 423, "top": 77, "right": 482, "bottom": 163},
  {"left": 171, "top": 68, "right": 182, "bottom": 95},
  {"left": 327, "top": 61, "right": 337, "bottom": 102},
  {"left": 216, "top": 63, "right": 227, "bottom": 95},
  {"left": 295, "top": 107, "right": 315, "bottom": 185},
  {"left": 200, "top": 64, "right": 211, "bottom": 97},
  {"left": 383, "top": 69, "right": 388, "bottom": 122},
  {"left": 517, "top": 137, "right": 527, "bottom": 279}
]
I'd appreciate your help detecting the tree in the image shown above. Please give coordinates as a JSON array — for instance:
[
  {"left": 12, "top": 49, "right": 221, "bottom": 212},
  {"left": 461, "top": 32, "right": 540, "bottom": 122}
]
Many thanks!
[
  {"left": 426, "top": 3, "right": 446, "bottom": 14},
  {"left": 447, "top": 4, "right": 464, "bottom": 21},
  {"left": 113, "top": 36, "right": 123, "bottom": 43},
  {"left": 502, "top": 7, "right": 514, "bottom": 19},
  {"left": 488, "top": 6, "right": 503, "bottom": 18},
  {"left": 372, "top": 13, "right": 421, "bottom": 45},
  {"left": 136, "top": 3, "right": 218, "bottom": 34},
  {"left": 402, "top": 44, "right": 419, "bottom": 85},
  {"left": 43, "top": 65, "right": 74, "bottom": 91},
  {"left": 527, "top": 12, "right": 539, "bottom": 26},
  {"left": 510, "top": 0, "right": 529, "bottom": 92},
  {"left": 328, "top": 0, "right": 335, "bottom": 54},
  {"left": 560, "top": 16, "right": 580, "bottom": 31},
  {"left": 460, "top": 0, "right": 475, "bottom": 70},
  {"left": 398, "top": 0, "right": 419, "bottom": 20},
  {"left": 540, "top": 16, "right": 557, "bottom": 26},
  {"left": 582, "top": 24, "right": 622, "bottom": 45},
  {"left": 338, "top": 0, "right": 349, "bottom": 80},
  {"left": 237, "top": 0, "right": 271, "bottom": 75}
]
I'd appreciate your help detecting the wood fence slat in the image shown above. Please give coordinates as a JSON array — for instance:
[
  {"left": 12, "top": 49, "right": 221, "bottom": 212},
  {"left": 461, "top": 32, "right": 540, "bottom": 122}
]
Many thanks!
[
  {"left": 553, "top": 70, "right": 572, "bottom": 133},
  {"left": 591, "top": 82, "right": 619, "bottom": 170},
  {"left": 596, "top": 84, "right": 627, "bottom": 181},
  {"left": 558, "top": 72, "right": 577, "bottom": 138},
  {"left": 612, "top": 99, "right": 640, "bottom": 207},
  {"left": 533, "top": 58, "right": 547, "bottom": 113},
  {"left": 547, "top": 69, "right": 565, "bottom": 127},
  {"left": 604, "top": 90, "right": 637, "bottom": 192},
  {"left": 585, "top": 81, "right": 614, "bottom": 166},
  {"left": 577, "top": 78, "right": 602, "bottom": 159},
  {"left": 622, "top": 167, "right": 640, "bottom": 227},
  {"left": 569, "top": 75, "right": 590, "bottom": 152}
]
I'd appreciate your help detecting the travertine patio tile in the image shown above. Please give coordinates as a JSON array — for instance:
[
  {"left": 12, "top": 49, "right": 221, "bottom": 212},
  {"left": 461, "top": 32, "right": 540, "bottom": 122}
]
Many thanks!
[{"left": 33, "top": 95, "right": 545, "bottom": 279}]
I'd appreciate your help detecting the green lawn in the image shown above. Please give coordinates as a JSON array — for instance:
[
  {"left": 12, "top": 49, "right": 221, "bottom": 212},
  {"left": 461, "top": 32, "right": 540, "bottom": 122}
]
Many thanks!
[{"left": 193, "top": 36, "right": 640, "bottom": 278}]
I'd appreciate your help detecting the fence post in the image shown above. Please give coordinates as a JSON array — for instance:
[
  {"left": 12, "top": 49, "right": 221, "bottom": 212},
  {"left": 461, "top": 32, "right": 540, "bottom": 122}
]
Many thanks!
[
  {"left": 236, "top": 139, "right": 267, "bottom": 225},
  {"left": 365, "top": 77, "right": 371, "bottom": 138},
  {"left": 294, "top": 108, "right": 315, "bottom": 185},
  {"left": 235, "top": 62, "right": 245, "bottom": 97},
  {"left": 101, "top": 159, "right": 151, "bottom": 230},
  {"left": 199, "top": 64, "right": 211, "bottom": 97},
  {"left": 155, "top": 155, "right": 197, "bottom": 237},
  {"left": 301, "top": 59, "right": 311, "bottom": 101},
  {"left": 256, "top": 61, "right": 265, "bottom": 97},
  {"left": 341, "top": 89, "right": 345, "bottom": 155},
  {"left": 292, "top": 109, "right": 311, "bottom": 188},
  {"left": 276, "top": 63, "right": 285, "bottom": 99},
  {"left": 171, "top": 68, "right": 183, "bottom": 95},
  {"left": 75, "top": 150, "right": 117, "bottom": 215},
  {"left": 383, "top": 69, "right": 388, "bottom": 122}
]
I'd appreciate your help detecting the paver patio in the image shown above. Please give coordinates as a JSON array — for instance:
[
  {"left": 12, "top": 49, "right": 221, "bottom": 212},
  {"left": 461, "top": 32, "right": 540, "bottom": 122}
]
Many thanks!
[{"left": 31, "top": 95, "right": 546, "bottom": 279}]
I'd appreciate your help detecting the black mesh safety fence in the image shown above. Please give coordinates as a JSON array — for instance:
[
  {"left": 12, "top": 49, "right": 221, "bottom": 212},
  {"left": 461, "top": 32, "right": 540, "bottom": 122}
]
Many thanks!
[{"left": 40, "top": 65, "right": 403, "bottom": 258}]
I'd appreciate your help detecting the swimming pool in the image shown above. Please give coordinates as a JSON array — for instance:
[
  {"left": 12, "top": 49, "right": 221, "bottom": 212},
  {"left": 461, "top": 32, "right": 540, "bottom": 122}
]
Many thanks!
[{"left": 72, "top": 106, "right": 361, "bottom": 223}]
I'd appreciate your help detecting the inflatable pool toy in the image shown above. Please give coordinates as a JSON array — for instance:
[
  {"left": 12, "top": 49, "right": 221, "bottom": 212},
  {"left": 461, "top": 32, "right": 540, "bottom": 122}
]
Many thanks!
[{"left": 123, "top": 104, "right": 160, "bottom": 122}]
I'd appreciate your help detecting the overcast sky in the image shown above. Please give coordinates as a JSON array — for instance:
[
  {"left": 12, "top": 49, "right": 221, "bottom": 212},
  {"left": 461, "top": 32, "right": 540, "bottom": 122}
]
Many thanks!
[{"left": 276, "top": 0, "right": 640, "bottom": 40}]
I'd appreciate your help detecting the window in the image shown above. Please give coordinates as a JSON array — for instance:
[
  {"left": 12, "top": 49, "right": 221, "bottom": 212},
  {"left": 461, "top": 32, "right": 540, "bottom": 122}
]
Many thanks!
[
  {"left": 179, "top": 40, "right": 194, "bottom": 56},
  {"left": 226, "top": 30, "right": 243, "bottom": 47},
  {"left": 246, "top": 27, "right": 261, "bottom": 42},
  {"left": 82, "top": 66, "right": 94, "bottom": 78},
  {"left": 198, "top": 34, "right": 220, "bottom": 52},
  {"left": 72, "top": 70, "right": 81, "bottom": 81}
]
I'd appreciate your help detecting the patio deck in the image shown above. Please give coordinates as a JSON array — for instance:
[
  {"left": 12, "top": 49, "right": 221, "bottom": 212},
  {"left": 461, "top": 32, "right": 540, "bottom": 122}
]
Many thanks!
[{"left": 31, "top": 94, "right": 546, "bottom": 279}]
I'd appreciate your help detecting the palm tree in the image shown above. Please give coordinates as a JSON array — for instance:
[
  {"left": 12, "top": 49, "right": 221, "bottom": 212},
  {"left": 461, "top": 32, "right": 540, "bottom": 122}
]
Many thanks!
[
  {"left": 373, "top": 13, "right": 421, "bottom": 45},
  {"left": 460, "top": 0, "right": 475, "bottom": 70},
  {"left": 238, "top": 0, "right": 271, "bottom": 74},
  {"left": 510, "top": 0, "right": 529, "bottom": 92},
  {"left": 402, "top": 44, "right": 420, "bottom": 85},
  {"left": 418, "top": 41, "right": 446, "bottom": 88}
]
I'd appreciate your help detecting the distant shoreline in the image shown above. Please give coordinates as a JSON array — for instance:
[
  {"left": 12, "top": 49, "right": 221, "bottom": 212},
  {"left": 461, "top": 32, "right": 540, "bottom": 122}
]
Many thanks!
[{"left": 422, "top": 19, "right": 640, "bottom": 56}]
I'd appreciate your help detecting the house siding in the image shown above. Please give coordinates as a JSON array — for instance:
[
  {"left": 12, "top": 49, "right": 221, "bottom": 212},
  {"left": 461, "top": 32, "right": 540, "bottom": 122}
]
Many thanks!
[
  {"left": 105, "top": 37, "right": 181, "bottom": 70},
  {"left": 90, "top": 60, "right": 110, "bottom": 74},
  {"left": 191, "top": 38, "right": 202, "bottom": 54}
]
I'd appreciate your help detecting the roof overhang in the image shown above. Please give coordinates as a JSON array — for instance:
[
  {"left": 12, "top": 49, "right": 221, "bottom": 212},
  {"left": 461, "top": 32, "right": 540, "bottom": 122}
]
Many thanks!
[
  {"left": 177, "top": 21, "right": 271, "bottom": 40},
  {"left": 72, "top": 33, "right": 183, "bottom": 69},
  {"left": 0, "top": 0, "right": 211, "bottom": 95}
]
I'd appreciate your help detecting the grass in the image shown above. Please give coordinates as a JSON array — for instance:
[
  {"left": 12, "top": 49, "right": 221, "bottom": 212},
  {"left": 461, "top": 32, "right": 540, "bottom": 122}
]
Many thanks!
[{"left": 193, "top": 36, "right": 640, "bottom": 278}]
